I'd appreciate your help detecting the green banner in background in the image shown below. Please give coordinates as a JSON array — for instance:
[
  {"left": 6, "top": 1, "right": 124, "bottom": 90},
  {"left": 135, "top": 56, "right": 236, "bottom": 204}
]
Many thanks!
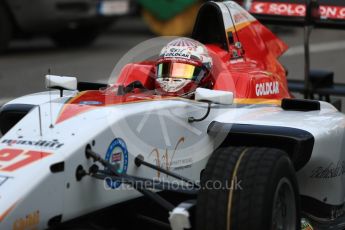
[{"left": 138, "top": 0, "right": 198, "bottom": 20}]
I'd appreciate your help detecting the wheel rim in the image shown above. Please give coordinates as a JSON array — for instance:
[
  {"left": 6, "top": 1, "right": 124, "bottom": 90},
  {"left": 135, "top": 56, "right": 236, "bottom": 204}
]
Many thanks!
[{"left": 271, "top": 177, "right": 296, "bottom": 230}]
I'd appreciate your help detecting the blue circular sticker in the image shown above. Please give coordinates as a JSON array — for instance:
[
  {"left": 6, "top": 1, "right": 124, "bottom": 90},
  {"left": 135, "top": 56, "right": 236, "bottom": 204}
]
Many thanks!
[{"left": 105, "top": 138, "right": 128, "bottom": 189}]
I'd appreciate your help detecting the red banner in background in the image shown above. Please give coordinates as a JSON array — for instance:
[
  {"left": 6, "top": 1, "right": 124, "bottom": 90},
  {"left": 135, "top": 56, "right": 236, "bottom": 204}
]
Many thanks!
[{"left": 250, "top": 2, "right": 345, "bottom": 19}]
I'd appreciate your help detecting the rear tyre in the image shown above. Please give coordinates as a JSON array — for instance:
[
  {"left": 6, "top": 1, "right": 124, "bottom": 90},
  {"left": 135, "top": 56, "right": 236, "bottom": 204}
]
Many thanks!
[
  {"left": 51, "top": 26, "right": 101, "bottom": 48},
  {"left": 196, "top": 147, "right": 300, "bottom": 230},
  {"left": 0, "top": 4, "right": 12, "bottom": 53}
]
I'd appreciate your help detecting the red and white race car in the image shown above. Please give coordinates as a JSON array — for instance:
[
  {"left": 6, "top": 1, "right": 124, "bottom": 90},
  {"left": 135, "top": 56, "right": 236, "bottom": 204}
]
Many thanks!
[{"left": 1, "top": 1, "right": 345, "bottom": 230}]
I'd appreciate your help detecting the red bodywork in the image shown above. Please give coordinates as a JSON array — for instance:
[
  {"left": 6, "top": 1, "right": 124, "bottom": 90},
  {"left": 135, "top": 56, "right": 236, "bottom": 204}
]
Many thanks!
[
  {"left": 57, "top": 17, "right": 291, "bottom": 124},
  {"left": 116, "top": 19, "right": 291, "bottom": 102}
]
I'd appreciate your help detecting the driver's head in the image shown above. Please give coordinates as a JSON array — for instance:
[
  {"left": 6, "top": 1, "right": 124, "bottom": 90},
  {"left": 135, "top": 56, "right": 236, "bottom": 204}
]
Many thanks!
[{"left": 155, "top": 38, "right": 213, "bottom": 96}]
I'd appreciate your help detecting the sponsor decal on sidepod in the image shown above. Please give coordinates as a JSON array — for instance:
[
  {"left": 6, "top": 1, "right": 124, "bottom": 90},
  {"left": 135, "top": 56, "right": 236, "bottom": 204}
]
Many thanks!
[
  {"left": 1, "top": 139, "right": 64, "bottom": 150},
  {"left": 13, "top": 210, "right": 40, "bottom": 230},
  {"left": 255, "top": 81, "right": 279, "bottom": 96},
  {"left": 105, "top": 138, "right": 128, "bottom": 189},
  {"left": 149, "top": 137, "right": 193, "bottom": 178},
  {"left": 310, "top": 161, "right": 345, "bottom": 179}
]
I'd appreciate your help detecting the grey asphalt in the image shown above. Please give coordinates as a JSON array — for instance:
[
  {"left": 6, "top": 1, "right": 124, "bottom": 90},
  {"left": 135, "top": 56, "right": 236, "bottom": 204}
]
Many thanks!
[{"left": 1, "top": 17, "right": 345, "bottom": 105}]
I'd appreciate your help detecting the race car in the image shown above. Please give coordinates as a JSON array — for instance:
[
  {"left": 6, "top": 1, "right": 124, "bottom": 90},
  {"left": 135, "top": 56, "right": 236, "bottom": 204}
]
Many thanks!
[{"left": 1, "top": 1, "right": 345, "bottom": 230}]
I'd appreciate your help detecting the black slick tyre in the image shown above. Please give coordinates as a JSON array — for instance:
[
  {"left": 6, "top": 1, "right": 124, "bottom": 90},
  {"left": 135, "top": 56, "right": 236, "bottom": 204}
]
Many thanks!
[{"left": 196, "top": 146, "right": 300, "bottom": 230}]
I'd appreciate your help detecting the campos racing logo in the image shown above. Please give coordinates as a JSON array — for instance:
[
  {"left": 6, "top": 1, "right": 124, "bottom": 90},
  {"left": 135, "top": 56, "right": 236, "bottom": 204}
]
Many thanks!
[
  {"left": 105, "top": 138, "right": 128, "bottom": 189},
  {"left": 255, "top": 81, "right": 279, "bottom": 96}
]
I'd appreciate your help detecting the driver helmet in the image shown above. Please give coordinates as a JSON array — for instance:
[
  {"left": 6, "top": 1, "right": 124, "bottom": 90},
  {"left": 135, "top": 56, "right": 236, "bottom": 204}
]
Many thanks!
[{"left": 155, "top": 38, "right": 213, "bottom": 96}]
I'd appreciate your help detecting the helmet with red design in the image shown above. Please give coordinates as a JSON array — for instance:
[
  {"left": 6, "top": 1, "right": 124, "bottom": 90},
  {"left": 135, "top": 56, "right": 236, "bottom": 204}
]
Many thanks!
[{"left": 155, "top": 38, "right": 213, "bottom": 96}]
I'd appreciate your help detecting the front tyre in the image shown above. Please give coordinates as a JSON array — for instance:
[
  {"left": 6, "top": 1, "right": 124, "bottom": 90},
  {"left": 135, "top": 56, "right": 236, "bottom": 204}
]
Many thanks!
[{"left": 196, "top": 147, "right": 300, "bottom": 230}]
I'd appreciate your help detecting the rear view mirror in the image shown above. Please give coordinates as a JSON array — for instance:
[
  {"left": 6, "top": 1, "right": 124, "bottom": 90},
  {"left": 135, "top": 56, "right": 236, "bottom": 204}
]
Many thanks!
[
  {"left": 45, "top": 75, "right": 77, "bottom": 91},
  {"left": 195, "top": 88, "right": 233, "bottom": 105},
  {"left": 189, "top": 88, "right": 234, "bottom": 123}
]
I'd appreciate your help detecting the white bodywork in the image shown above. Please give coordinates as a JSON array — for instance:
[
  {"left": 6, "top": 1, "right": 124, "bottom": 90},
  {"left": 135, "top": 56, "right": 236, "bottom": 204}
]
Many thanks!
[{"left": 0, "top": 89, "right": 344, "bottom": 229}]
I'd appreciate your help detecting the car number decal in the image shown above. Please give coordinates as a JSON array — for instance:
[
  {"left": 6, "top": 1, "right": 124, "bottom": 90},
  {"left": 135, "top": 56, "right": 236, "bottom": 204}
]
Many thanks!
[{"left": 0, "top": 148, "right": 50, "bottom": 172}]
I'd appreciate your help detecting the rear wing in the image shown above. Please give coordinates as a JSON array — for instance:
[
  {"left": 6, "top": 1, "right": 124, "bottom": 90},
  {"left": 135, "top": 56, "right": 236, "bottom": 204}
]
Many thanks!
[{"left": 247, "top": 0, "right": 345, "bottom": 29}]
